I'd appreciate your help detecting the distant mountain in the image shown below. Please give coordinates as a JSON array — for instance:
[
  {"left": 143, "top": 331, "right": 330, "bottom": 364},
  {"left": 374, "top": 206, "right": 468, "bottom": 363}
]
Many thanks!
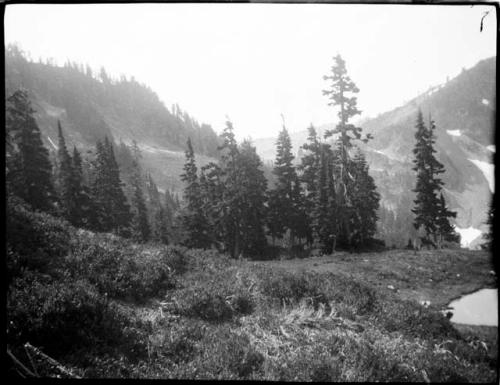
[
  {"left": 254, "top": 57, "right": 496, "bottom": 248},
  {"left": 5, "top": 45, "right": 221, "bottom": 193}
]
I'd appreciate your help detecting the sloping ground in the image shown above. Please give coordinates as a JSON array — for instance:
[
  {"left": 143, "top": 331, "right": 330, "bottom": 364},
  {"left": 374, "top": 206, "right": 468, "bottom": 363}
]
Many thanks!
[{"left": 6, "top": 199, "right": 498, "bottom": 381}]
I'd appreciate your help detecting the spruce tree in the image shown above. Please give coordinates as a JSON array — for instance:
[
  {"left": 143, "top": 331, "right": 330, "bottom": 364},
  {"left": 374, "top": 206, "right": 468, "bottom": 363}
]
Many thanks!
[
  {"left": 71, "top": 146, "right": 98, "bottom": 229},
  {"left": 290, "top": 173, "right": 311, "bottom": 248},
  {"left": 218, "top": 120, "right": 244, "bottom": 257},
  {"left": 180, "top": 137, "right": 211, "bottom": 248},
  {"left": 268, "top": 122, "right": 302, "bottom": 247},
  {"left": 146, "top": 174, "right": 169, "bottom": 244},
  {"left": 92, "top": 137, "right": 132, "bottom": 235},
  {"left": 199, "top": 162, "right": 225, "bottom": 248},
  {"left": 6, "top": 89, "right": 56, "bottom": 212},
  {"left": 130, "top": 157, "right": 150, "bottom": 243},
  {"left": 56, "top": 121, "right": 76, "bottom": 221},
  {"left": 436, "top": 192, "right": 459, "bottom": 246},
  {"left": 312, "top": 143, "right": 337, "bottom": 254},
  {"left": 238, "top": 140, "right": 269, "bottom": 258},
  {"left": 350, "top": 148, "right": 380, "bottom": 248},
  {"left": 412, "top": 111, "right": 456, "bottom": 246},
  {"left": 91, "top": 139, "right": 112, "bottom": 231},
  {"left": 298, "top": 125, "right": 321, "bottom": 247},
  {"left": 105, "top": 137, "right": 132, "bottom": 235},
  {"left": 322, "top": 55, "right": 373, "bottom": 249}
]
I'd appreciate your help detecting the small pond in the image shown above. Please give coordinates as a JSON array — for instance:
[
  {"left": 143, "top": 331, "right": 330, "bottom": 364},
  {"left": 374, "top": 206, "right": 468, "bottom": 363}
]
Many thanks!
[{"left": 445, "top": 288, "right": 498, "bottom": 326}]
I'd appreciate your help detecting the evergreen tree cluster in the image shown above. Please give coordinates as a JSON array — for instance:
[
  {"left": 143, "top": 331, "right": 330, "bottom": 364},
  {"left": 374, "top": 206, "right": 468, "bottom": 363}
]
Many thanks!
[
  {"left": 181, "top": 122, "right": 268, "bottom": 258},
  {"left": 6, "top": 89, "right": 178, "bottom": 244},
  {"left": 7, "top": 51, "right": 464, "bottom": 257},
  {"left": 181, "top": 55, "right": 381, "bottom": 257}
]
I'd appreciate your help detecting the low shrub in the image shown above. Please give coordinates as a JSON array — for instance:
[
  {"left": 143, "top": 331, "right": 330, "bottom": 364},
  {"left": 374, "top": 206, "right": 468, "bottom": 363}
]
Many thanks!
[
  {"left": 172, "top": 269, "right": 256, "bottom": 322},
  {"left": 6, "top": 275, "right": 144, "bottom": 359},
  {"left": 259, "top": 269, "right": 324, "bottom": 305},
  {"left": 66, "top": 234, "right": 183, "bottom": 302},
  {"left": 374, "top": 297, "right": 460, "bottom": 340},
  {"left": 6, "top": 197, "right": 72, "bottom": 277},
  {"left": 193, "top": 326, "right": 264, "bottom": 379},
  {"left": 184, "top": 248, "right": 233, "bottom": 273},
  {"left": 258, "top": 268, "right": 377, "bottom": 315}
]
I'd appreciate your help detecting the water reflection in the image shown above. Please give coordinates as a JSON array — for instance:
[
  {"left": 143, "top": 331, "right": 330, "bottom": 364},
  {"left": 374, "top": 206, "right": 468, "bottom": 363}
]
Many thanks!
[{"left": 446, "top": 288, "right": 498, "bottom": 326}]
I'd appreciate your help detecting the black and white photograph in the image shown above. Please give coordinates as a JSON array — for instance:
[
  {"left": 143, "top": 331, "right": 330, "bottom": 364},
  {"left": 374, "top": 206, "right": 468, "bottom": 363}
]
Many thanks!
[{"left": 5, "top": 1, "right": 497, "bottom": 381}]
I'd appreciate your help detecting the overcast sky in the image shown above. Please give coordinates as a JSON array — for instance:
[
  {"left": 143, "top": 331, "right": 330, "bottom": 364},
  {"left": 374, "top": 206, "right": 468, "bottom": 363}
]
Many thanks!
[{"left": 5, "top": 3, "right": 497, "bottom": 140}]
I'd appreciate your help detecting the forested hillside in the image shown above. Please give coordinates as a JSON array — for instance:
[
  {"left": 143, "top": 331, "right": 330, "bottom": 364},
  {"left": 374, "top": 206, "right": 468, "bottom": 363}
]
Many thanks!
[{"left": 5, "top": 45, "right": 220, "bottom": 159}]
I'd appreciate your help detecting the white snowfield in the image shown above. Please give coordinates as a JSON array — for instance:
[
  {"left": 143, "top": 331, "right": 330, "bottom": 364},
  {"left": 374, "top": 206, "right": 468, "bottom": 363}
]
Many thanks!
[
  {"left": 47, "top": 136, "right": 58, "bottom": 150},
  {"left": 446, "top": 129, "right": 461, "bottom": 137},
  {"left": 454, "top": 225, "right": 482, "bottom": 249},
  {"left": 468, "top": 159, "right": 495, "bottom": 193}
]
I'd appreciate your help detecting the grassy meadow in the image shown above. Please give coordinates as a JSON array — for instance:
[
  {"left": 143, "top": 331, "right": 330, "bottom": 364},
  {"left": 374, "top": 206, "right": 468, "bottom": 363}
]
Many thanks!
[{"left": 6, "top": 199, "right": 498, "bottom": 381}]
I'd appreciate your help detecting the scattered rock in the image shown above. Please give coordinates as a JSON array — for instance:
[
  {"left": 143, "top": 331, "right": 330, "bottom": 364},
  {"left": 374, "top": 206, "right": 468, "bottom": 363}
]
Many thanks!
[
  {"left": 456, "top": 273, "right": 460, "bottom": 278},
  {"left": 387, "top": 285, "right": 395, "bottom": 290},
  {"left": 419, "top": 300, "right": 431, "bottom": 308},
  {"left": 489, "top": 270, "right": 495, "bottom": 276}
]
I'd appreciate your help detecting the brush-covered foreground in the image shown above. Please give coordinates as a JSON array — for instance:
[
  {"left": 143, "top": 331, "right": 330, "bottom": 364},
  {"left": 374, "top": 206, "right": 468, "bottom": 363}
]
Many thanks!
[{"left": 6, "top": 199, "right": 498, "bottom": 381}]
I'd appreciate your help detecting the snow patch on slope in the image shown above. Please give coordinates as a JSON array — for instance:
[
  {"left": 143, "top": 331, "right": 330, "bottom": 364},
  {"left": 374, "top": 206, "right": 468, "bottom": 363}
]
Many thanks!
[
  {"left": 454, "top": 226, "right": 482, "bottom": 249},
  {"left": 47, "top": 136, "right": 58, "bottom": 150},
  {"left": 487, "top": 145, "right": 495, "bottom": 153},
  {"left": 482, "top": 98, "right": 490, "bottom": 106},
  {"left": 122, "top": 141, "right": 184, "bottom": 158},
  {"left": 446, "top": 130, "right": 461, "bottom": 137},
  {"left": 468, "top": 159, "right": 495, "bottom": 192},
  {"left": 371, "top": 149, "right": 402, "bottom": 162}
]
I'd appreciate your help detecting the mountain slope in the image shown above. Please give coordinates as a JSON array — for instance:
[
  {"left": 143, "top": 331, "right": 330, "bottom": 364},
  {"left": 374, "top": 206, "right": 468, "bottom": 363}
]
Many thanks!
[
  {"left": 5, "top": 46, "right": 220, "bottom": 193},
  {"left": 254, "top": 57, "right": 496, "bottom": 247}
]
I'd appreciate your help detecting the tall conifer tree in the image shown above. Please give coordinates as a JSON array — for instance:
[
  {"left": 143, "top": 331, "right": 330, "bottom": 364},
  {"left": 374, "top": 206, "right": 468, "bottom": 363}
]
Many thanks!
[
  {"left": 238, "top": 140, "right": 269, "bottom": 258},
  {"left": 6, "top": 90, "right": 56, "bottom": 212},
  {"left": 71, "top": 146, "right": 97, "bottom": 229},
  {"left": 412, "top": 111, "right": 457, "bottom": 246},
  {"left": 312, "top": 143, "right": 337, "bottom": 253},
  {"left": 268, "top": 121, "right": 302, "bottom": 247},
  {"left": 180, "top": 137, "right": 211, "bottom": 248},
  {"left": 92, "top": 137, "right": 131, "bottom": 234},
  {"left": 130, "top": 158, "right": 150, "bottom": 242},
  {"left": 218, "top": 120, "right": 244, "bottom": 257},
  {"left": 56, "top": 121, "right": 76, "bottom": 221},
  {"left": 146, "top": 174, "right": 169, "bottom": 244},
  {"left": 199, "top": 162, "right": 225, "bottom": 247},
  {"left": 350, "top": 148, "right": 380, "bottom": 247},
  {"left": 322, "top": 55, "right": 373, "bottom": 249},
  {"left": 298, "top": 125, "right": 321, "bottom": 247}
]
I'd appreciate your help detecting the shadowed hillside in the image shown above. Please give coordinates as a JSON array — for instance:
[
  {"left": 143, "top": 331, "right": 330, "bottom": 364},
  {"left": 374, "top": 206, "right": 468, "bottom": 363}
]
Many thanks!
[{"left": 5, "top": 45, "right": 221, "bottom": 193}]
